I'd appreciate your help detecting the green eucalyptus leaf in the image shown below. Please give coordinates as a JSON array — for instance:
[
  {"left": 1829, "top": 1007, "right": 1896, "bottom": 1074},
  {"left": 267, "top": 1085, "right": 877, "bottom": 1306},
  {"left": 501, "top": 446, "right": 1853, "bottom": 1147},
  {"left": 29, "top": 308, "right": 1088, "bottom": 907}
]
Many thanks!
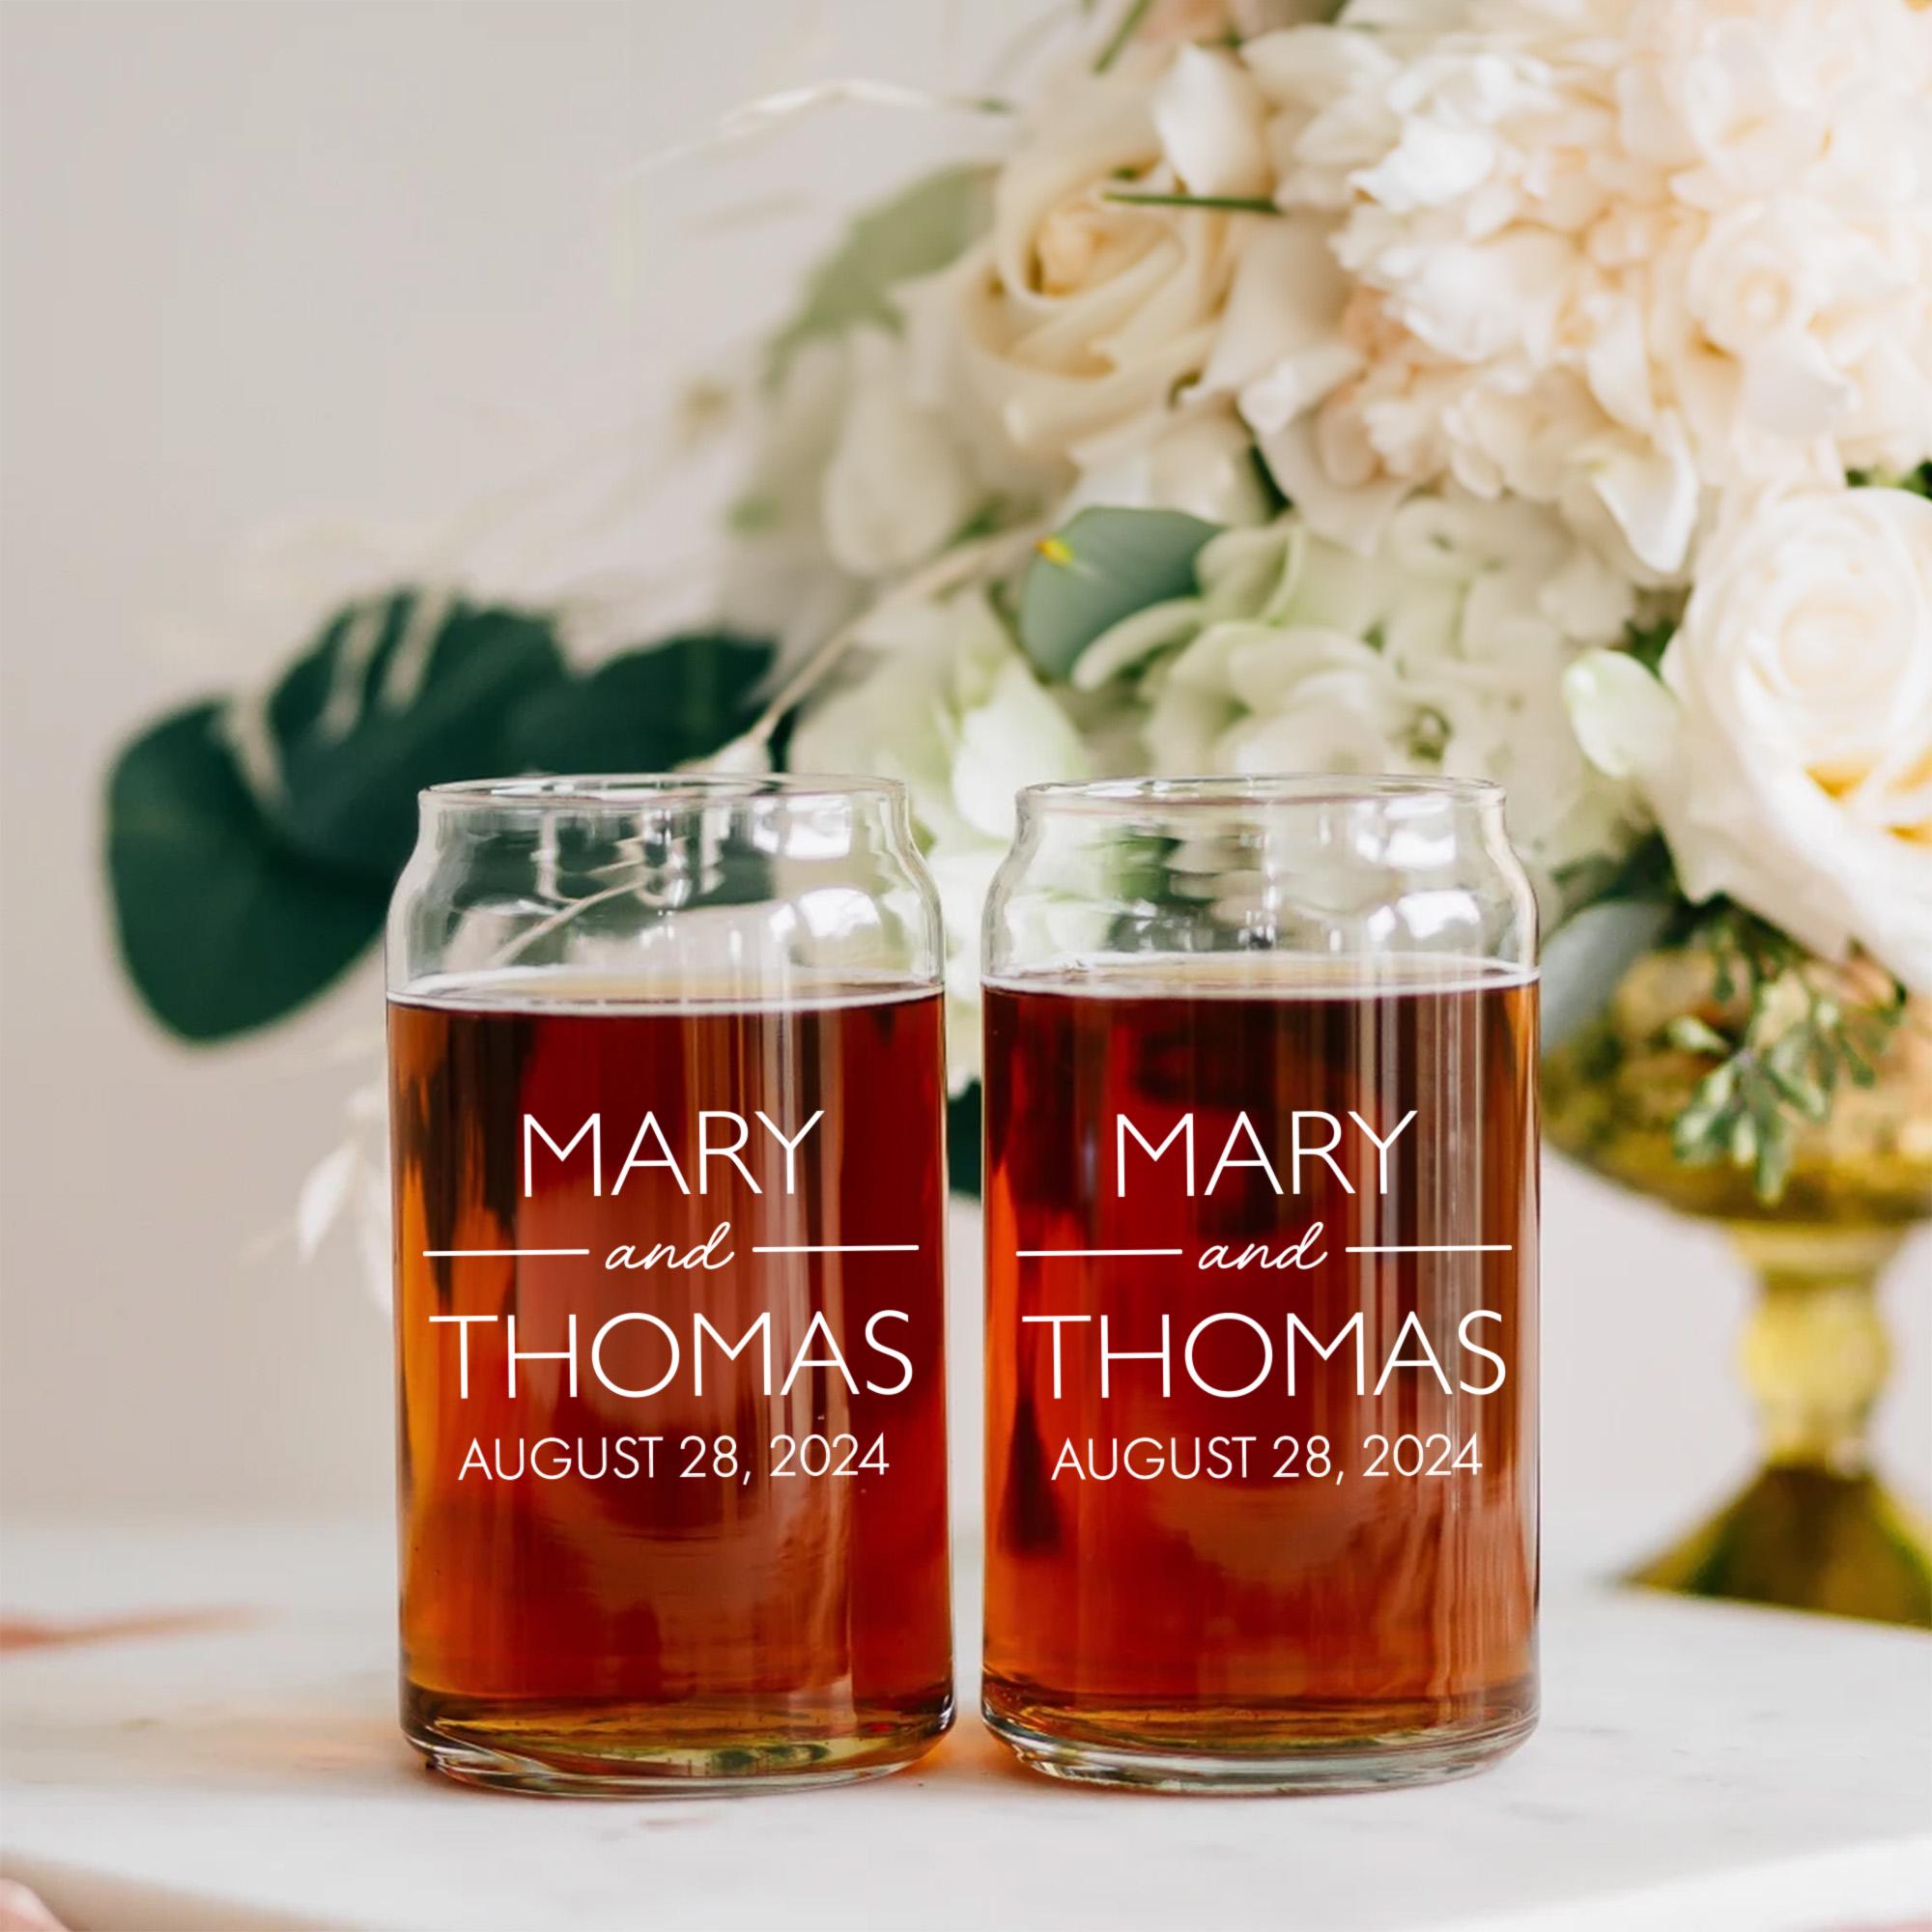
[
  {"left": 770, "top": 166, "right": 992, "bottom": 376},
  {"left": 1765, "top": 1062, "right": 1830, "bottom": 1120},
  {"left": 1020, "top": 507, "right": 1221, "bottom": 681},
  {"left": 266, "top": 591, "right": 568, "bottom": 883},
  {"left": 1753, "top": 1124, "right": 1794, "bottom": 1201},
  {"left": 1664, "top": 1014, "right": 1732, "bottom": 1058},
  {"left": 506, "top": 632, "right": 775, "bottom": 774},
  {"left": 1841, "top": 1040, "right": 1880, "bottom": 1086},
  {"left": 105, "top": 704, "right": 388, "bottom": 1042},
  {"left": 1672, "top": 1113, "right": 1717, "bottom": 1164}
]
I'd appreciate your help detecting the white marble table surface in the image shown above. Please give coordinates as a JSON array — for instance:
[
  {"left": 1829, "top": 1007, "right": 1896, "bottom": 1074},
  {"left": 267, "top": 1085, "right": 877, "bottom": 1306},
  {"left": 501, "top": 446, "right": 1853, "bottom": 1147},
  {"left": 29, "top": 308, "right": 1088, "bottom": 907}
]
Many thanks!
[{"left": 2, "top": 1518, "right": 1929, "bottom": 1932}]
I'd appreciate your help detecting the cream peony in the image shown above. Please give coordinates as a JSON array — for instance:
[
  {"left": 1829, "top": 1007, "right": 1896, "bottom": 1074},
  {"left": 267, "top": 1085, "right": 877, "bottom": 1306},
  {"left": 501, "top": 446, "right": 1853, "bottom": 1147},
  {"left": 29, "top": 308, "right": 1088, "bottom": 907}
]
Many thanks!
[
  {"left": 790, "top": 589, "right": 1091, "bottom": 1082},
  {"left": 1224, "top": 0, "right": 1932, "bottom": 578},
  {"left": 1567, "top": 488, "right": 1932, "bottom": 992},
  {"left": 1075, "top": 490, "right": 1642, "bottom": 892},
  {"left": 910, "top": 43, "right": 1277, "bottom": 512}
]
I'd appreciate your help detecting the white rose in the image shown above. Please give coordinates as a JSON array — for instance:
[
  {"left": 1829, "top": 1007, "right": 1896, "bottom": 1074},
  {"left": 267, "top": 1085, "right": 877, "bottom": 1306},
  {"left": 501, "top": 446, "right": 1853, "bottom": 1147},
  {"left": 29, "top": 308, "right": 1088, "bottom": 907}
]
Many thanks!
[
  {"left": 1566, "top": 489, "right": 1932, "bottom": 992},
  {"left": 915, "top": 45, "right": 1273, "bottom": 483}
]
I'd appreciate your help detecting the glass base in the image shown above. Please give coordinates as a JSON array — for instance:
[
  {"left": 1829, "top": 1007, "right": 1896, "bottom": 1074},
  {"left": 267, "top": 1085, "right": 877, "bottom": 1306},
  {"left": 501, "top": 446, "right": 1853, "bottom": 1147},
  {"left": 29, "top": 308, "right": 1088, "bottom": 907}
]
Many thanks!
[
  {"left": 1630, "top": 1465, "right": 1932, "bottom": 1629},
  {"left": 403, "top": 1689, "right": 952, "bottom": 1797},
  {"left": 980, "top": 1687, "right": 1536, "bottom": 1795}
]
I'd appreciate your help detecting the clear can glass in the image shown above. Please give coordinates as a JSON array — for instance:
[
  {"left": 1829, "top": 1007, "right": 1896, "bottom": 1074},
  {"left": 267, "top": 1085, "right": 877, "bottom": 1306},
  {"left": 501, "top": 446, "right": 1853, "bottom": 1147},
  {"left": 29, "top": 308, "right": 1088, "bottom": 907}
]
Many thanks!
[
  {"left": 386, "top": 775, "right": 952, "bottom": 1794},
  {"left": 980, "top": 776, "right": 1539, "bottom": 1792}
]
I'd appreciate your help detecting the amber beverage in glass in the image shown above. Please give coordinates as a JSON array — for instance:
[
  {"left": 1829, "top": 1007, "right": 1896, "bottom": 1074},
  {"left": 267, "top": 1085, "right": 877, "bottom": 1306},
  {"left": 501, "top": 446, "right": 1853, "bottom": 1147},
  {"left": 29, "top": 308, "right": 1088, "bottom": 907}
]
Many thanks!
[
  {"left": 386, "top": 776, "right": 952, "bottom": 1794},
  {"left": 980, "top": 778, "right": 1539, "bottom": 1791}
]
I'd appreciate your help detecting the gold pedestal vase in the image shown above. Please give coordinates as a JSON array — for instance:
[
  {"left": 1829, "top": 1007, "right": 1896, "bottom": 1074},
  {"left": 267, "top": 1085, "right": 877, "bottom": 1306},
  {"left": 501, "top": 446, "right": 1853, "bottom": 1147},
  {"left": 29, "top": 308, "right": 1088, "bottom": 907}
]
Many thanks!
[{"left": 1545, "top": 943, "right": 1932, "bottom": 1628}]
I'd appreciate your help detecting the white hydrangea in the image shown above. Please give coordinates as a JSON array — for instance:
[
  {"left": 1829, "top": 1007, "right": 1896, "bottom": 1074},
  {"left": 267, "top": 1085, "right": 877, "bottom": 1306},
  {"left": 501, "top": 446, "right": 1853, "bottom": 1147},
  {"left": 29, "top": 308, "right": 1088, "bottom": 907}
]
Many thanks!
[
  {"left": 1073, "top": 489, "right": 1645, "bottom": 896},
  {"left": 1217, "top": 0, "right": 1932, "bottom": 577},
  {"left": 789, "top": 589, "right": 1092, "bottom": 1083}
]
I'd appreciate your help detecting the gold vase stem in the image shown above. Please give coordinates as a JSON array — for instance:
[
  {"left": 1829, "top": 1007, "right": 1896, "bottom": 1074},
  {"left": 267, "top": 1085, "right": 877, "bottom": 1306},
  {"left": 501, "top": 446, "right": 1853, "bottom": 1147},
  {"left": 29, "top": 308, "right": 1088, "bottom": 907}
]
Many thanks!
[
  {"left": 1730, "top": 1226, "right": 1898, "bottom": 1474},
  {"left": 1625, "top": 1225, "right": 1932, "bottom": 1626}
]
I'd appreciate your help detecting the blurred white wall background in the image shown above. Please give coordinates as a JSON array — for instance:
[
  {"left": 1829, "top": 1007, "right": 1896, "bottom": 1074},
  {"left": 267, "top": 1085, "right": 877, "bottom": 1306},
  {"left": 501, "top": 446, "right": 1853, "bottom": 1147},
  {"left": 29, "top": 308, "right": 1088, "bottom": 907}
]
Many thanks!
[{"left": 2, "top": 1, "right": 1925, "bottom": 1547}]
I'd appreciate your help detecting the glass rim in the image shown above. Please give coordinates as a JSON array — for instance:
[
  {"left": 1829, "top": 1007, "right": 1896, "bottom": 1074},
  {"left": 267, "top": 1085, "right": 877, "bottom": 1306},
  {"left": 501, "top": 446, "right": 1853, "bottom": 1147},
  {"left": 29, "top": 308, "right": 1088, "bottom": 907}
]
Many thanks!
[
  {"left": 1019, "top": 774, "right": 1504, "bottom": 816},
  {"left": 420, "top": 773, "right": 908, "bottom": 811}
]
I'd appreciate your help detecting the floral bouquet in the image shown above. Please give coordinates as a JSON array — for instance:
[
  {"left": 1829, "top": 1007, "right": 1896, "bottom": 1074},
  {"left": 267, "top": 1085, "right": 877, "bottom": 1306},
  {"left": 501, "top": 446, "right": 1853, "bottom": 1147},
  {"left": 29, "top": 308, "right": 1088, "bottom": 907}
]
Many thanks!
[{"left": 108, "top": 0, "right": 1932, "bottom": 1209}]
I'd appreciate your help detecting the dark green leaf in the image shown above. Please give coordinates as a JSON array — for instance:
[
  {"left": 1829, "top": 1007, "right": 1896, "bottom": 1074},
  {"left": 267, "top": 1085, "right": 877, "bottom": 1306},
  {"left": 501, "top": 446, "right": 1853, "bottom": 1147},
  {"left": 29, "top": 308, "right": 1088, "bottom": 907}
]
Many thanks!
[
  {"left": 1101, "top": 190, "right": 1281, "bottom": 214},
  {"left": 1019, "top": 507, "right": 1220, "bottom": 680},
  {"left": 106, "top": 611, "right": 781, "bottom": 1041},
  {"left": 105, "top": 704, "right": 388, "bottom": 1041},
  {"left": 267, "top": 591, "right": 568, "bottom": 883},
  {"left": 1625, "top": 618, "right": 1677, "bottom": 673},
  {"left": 947, "top": 1082, "right": 983, "bottom": 1199},
  {"left": 505, "top": 632, "right": 775, "bottom": 774},
  {"left": 1851, "top": 463, "right": 1932, "bottom": 497},
  {"left": 769, "top": 167, "right": 993, "bottom": 377}
]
